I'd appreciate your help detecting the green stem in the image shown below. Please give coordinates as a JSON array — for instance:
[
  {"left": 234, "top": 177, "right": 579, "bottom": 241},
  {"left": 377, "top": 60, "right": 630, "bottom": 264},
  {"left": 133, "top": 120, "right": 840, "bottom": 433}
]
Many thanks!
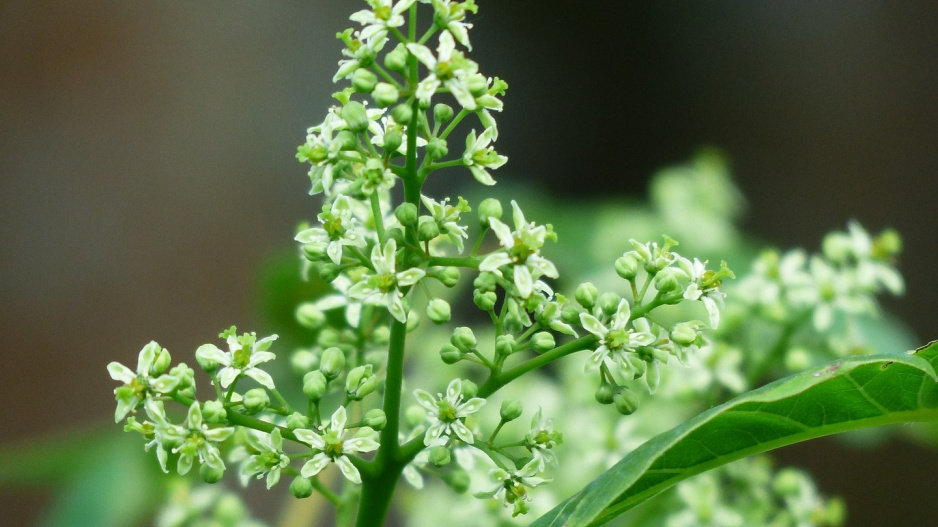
[
  {"left": 369, "top": 192, "right": 387, "bottom": 246},
  {"left": 427, "top": 256, "right": 481, "bottom": 268},
  {"left": 478, "top": 335, "right": 598, "bottom": 398},
  {"left": 439, "top": 108, "right": 469, "bottom": 140}
]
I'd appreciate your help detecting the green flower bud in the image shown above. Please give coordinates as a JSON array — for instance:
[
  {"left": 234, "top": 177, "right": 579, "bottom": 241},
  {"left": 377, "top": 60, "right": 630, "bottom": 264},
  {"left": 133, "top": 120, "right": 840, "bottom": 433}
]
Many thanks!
[
  {"left": 613, "top": 388, "right": 639, "bottom": 415},
  {"left": 387, "top": 226, "right": 406, "bottom": 246},
  {"left": 404, "top": 405, "right": 426, "bottom": 428},
  {"left": 874, "top": 228, "right": 902, "bottom": 259},
  {"left": 335, "top": 130, "right": 358, "bottom": 151},
  {"left": 439, "top": 343, "right": 463, "bottom": 364},
  {"left": 460, "top": 379, "right": 479, "bottom": 399},
  {"left": 426, "top": 138, "right": 448, "bottom": 160},
  {"left": 429, "top": 445, "right": 452, "bottom": 467},
  {"left": 319, "top": 263, "right": 340, "bottom": 283},
  {"left": 444, "top": 469, "right": 471, "bottom": 493},
  {"left": 394, "top": 202, "right": 418, "bottom": 226},
  {"left": 653, "top": 268, "right": 681, "bottom": 293},
  {"left": 433, "top": 103, "right": 454, "bottom": 124},
  {"left": 345, "top": 365, "right": 377, "bottom": 400},
  {"left": 499, "top": 398, "right": 523, "bottom": 422},
  {"left": 406, "top": 310, "right": 420, "bottom": 332},
  {"left": 301, "top": 242, "right": 327, "bottom": 263},
  {"left": 383, "top": 130, "right": 403, "bottom": 153},
  {"left": 670, "top": 322, "right": 699, "bottom": 347},
  {"left": 243, "top": 388, "right": 269, "bottom": 414},
  {"left": 495, "top": 334, "right": 516, "bottom": 357},
  {"left": 575, "top": 282, "right": 599, "bottom": 309},
  {"left": 598, "top": 292, "right": 622, "bottom": 316},
  {"left": 822, "top": 233, "right": 853, "bottom": 263},
  {"left": 824, "top": 497, "right": 846, "bottom": 526},
  {"left": 426, "top": 298, "right": 451, "bottom": 324},
  {"left": 426, "top": 266, "right": 460, "bottom": 288},
  {"left": 390, "top": 103, "right": 413, "bottom": 124},
  {"left": 451, "top": 327, "right": 477, "bottom": 352},
  {"left": 530, "top": 332, "right": 555, "bottom": 353},
  {"left": 560, "top": 304, "right": 581, "bottom": 325},
  {"left": 302, "top": 371, "right": 328, "bottom": 401},
  {"left": 286, "top": 412, "right": 309, "bottom": 430},
  {"left": 417, "top": 216, "right": 441, "bottom": 241},
  {"left": 291, "top": 349, "right": 319, "bottom": 375},
  {"left": 202, "top": 400, "right": 226, "bottom": 424},
  {"left": 614, "top": 253, "right": 641, "bottom": 280},
  {"left": 200, "top": 463, "right": 225, "bottom": 484},
  {"left": 317, "top": 327, "right": 341, "bottom": 348},
  {"left": 595, "top": 383, "right": 615, "bottom": 405},
  {"left": 296, "top": 303, "right": 326, "bottom": 330},
  {"left": 214, "top": 493, "right": 246, "bottom": 522},
  {"left": 340, "top": 101, "right": 369, "bottom": 133},
  {"left": 289, "top": 476, "right": 314, "bottom": 499},
  {"left": 151, "top": 348, "right": 172, "bottom": 376},
  {"left": 363, "top": 409, "right": 387, "bottom": 430},
  {"left": 373, "top": 325, "right": 391, "bottom": 344},
  {"left": 465, "top": 73, "right": 488, "bottom": 97},
  {"left": 384, "top": 43, "right": 408, "bottom": 71},
  {"left": 477, "top": 198, "right": 503, "bottom": 227},
  {"left": 371, "top": 82, "right": 399, "bottom": 107},
  {"left": 473, "top": 290, "right": 497, "bottom": 311},
  {"left": 319, "top": 347, "right": 346, "bottom": 380},
  {"left": 195, "top": 344, "right": 220, "bottom": 373},
  {"left": 351, "top": 68, "right": 378, "bottom": 93}
]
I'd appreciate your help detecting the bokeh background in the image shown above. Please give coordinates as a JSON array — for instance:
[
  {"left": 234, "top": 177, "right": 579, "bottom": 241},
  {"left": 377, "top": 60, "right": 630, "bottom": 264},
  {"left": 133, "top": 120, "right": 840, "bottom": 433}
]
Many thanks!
[{"left": 2, "top": 1, "right": 937, "bottom": 525}]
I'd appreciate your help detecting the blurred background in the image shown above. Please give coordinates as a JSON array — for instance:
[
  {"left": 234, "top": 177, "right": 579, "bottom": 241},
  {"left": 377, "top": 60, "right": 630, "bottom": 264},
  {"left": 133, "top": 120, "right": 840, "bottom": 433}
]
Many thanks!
[{"left": 2, "top": 0, "right": 937, "bottom": 525}]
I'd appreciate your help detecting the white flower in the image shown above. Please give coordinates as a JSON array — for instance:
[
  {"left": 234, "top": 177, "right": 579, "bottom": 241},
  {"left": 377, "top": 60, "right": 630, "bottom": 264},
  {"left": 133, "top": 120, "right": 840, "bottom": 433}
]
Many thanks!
[
  {"left": 295, "top": 196, "right": 368, "bottom": 265},
  {"left": 427, "top": 0, "right": 475, "bottom": 49},
  {"left": 349, "top": 0, "right": 416, "bottom": 40},
  {"left": 579, "top": 300, "right": 656, "bottom": 376},
  {"left": 479, "top": 201, "right": 558, "bottom": 299},
  {"left": 413, "top": 378, "right": 485, "bottom": 445},
  {"left": 334, "top": 32, "right": 389, "bottom": 82},
  {"left": 348, "top": 239, "right": 425, "bottom": 322},
  {"left": 294, "top": 406, "right": 379, "bottom": 485},
  {"left": 369, "top": 114, "right": 427, "bottom": 155},
  {"left": 421, "top": 195, "right": 470, "bottom": 252},
  {"left": 236, "top": 428, "right": 291, "bottom": 489},
  {"left": 108, "top": 341, "right": 180, "bottom": 422},
  {"left": 462, "top": 127, "right": 506, "bottom": 186},
  {"left": 480, "top": 459, "right": 551, "bottom": 517},
  {"left": 406, "top": 31, "right": 478, "bottom": 110},
  {"left": 300, "top": 111, "right": 345, "bottom": 195},
  {"left": 168, "top": 403, "right": 235, "bottom": 475},
  {"left": 195, "top": 332, "right": 279, "bottom": 390},
  {"left": 524, "top": 408, "right": 561, "bottom": 471}
]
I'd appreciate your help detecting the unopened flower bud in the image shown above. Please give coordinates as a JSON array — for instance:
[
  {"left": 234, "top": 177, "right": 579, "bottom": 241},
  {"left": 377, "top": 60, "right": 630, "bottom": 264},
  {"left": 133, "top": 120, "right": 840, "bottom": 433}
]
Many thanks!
[
  {"left": 460, "top": 379, "right": 479, "bottom": 399},
  {"left": 351, "top": 68, "right": 378, "bottom": 93},
  {"left": 200, "top": 463, "right": 225, "bottom": 484},
  {"left": 417, "top": 216, "right": 441, "bottom": 241},
  {"left": 531, "top": 332, "right": 555, "bottom": 352},
  {"left": 560, "top": 304, "right": 581, "bottom": 325},
  {"left": 290, "top": 476, "right": 314, "bottom": 499},
  {"left": 473, "top": 290, "right": 496, "bottom": 311},
  {"left": 383, "top": 130, "right": 403, "bottom": 152},
  {"left": 372, "top": 82, "right": 399, "bottom": 107},
  {"left": 433, "top": 103, "right": 454, "bottom": 124},
  {"left": 451, "top": 327, "right": 477, "bottom": 352},
  {"left": 426, "top": 138, "right": 448, "bottom": 160},
  {"left": 363, "top": 409, "right": 387, "bottom": 430},
  {"left": 499, "top": 398, "right": 523, "bottom": 422},
  {"left": 296, "top": 303, "right": 327, "bottom": 330},
  {"left": 340, "top": 101, "right": 369, "bottom": 133},
  {"left": 653, "top": 268, "right": 682, "bottom": 293},
  {"left": 426, "top": 298, "right": 451, "bottom": 324},
  {"left": 429, "top": 445, "right": 452, "bottom": 467},
  {"left": 151, "top": 348, "right": 172, "bottom": 376},
  {"left": 599, "top": 292, "right": 622, "bottom": 316},
  {"left": 874, "top": 228, "right": 902, "bottom": 259},
  {"left": 428, "top": 266, "right": 461, "bottom": 287},
  {"left": 384, "top": 44, "right": 408, "bottom": 71},
  {"left": 405, "top": 405, "right": 426, "bottom": 428},
  {"left": 477, "top": 198, "right": 503, "bottom": 227},
  {"left": 394, "top": 202, "right": 418, "bottom": 226},
  {"left": 773, "top": 468, "right": 804, "bottom": 496},
  {"left": 195, "top": 344, "right": 221, "bottom": 373},
  {"left": 615, "top": 253, "right": 641, "bottom": 280},
  {"left": 286, "top": 412, "right": 309, "bottom": 430},
  {"left": 243, "top": 388, "right": 269, "bottom": 414},
  {"left": 439, "top": 343, "right": 463, "bottom": 364},
  {"left": 595, "top": 383, "right": 615, "bottom": 405},
  {"left": 613, "top": 388, "right": 639, "bottom": 415},
  {"left": 670, "top": 322, "right": 699, "bottom": 347},
  {"left": 345, "top": 365, "right": 377, "bottom": 400},
  {"left": 575, "top": 282, "right": 599, "bottom": 309},
  {"left": 317, "top": 327, "right": 341, "bottom": 348},
  {"left": 303, "top": 371, "right": 328, "bottom": 401},
  {"left": 202, "top": 400, "right": 226, "bottom": 423},
  {"left": 319, "top": 263, "right": 340, "bottom": 283},
  {"left": 335, "top": 130, "right": 358, "bottom": 151},
  {"left": 302, "top": 242, "right": 327, "bottom": 262},
  {"left": 319, "top": 347, "right": 346, "bottom": 380},
  {"left": 495, "top": 334, "right": 516, "bottom": 357},
  {"left": 390, "top": 103, "right": 413, "bottom": 124},
  {"left": 445, "top": 469, "right": 471, "bottom": 493},
  {"left": 465, "top": 73, "right": 488, "bottom": 97}
]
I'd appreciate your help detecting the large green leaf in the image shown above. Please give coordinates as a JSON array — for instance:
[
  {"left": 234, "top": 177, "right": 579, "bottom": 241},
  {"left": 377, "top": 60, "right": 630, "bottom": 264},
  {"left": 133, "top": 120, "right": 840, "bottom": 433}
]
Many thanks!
[{"left": 533, "top": 341, "right": 938, "bottom": 527}]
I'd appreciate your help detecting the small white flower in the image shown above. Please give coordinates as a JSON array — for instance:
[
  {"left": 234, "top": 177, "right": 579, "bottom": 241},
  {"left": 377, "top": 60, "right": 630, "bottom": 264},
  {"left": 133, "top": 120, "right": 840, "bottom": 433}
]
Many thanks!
[
  {"left": 479, "top": 201, "right": 558, "bottom": 299},
  {"left": 524, "top": 408, "right": 561, "bottom": 471},
  {"left": 579, "top": 300, "right": 656, "bottom": 376},
  {"left": 334, "top": 32, "right": 390, "bottom": 82},
  {"left": 195, "top": 332, "right": 279, "bottom": 390},
  {"left": 406, "top": 31, "right": 478, "bottom": 110},
  {"left": 421, "top": 195, "right": 470, "bottom": 252},
  {"left": 480, "top": 459, "right": 551, "bottom": 517},
  {"left": 348, "top": 239, "right": 426, "bottom": 322},
  {"left": 369, "top": 114, "right": 427, "bottom": 155},
  {"left": 236, "top": 428, "right": 291, "bottom": 489},
  {"left": 108, "top": 341, "right": 180, "bottom": 422},
  {"left": 295, "top": 196, "right": 368, "bottom": 265},
  {"left": 349, "top": 0, "right": 416, "bottom": 40},
  {"left": 168, "top": 403, "right": 235, "bottom": 476},
  {"left": 462, "top": 127, "right": 506, "bottom": 186},
  {"left": 294, "top": 406, "right": 379, "bottom": 485},
  {"left": 413, "top": 378, "right": 485, "bottom": 445}
]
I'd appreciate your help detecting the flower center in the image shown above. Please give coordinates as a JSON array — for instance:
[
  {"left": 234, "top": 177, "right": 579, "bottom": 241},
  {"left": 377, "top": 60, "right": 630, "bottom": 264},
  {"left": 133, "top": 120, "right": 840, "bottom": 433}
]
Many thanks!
[
  {"left": 606, "top": 329, "right": 630, "bottom": 351},
  {"left": 436, "top": 400, "right": 458, "bottom": 422},
  {"left": 373, "top": 273, "right": 398, "bottom": 293},
  {"left": 233, "top": 347, "right": 251, "bottom": 368},
  {"left": 324, "top": 438, "right": 345, "bottom": 459}
]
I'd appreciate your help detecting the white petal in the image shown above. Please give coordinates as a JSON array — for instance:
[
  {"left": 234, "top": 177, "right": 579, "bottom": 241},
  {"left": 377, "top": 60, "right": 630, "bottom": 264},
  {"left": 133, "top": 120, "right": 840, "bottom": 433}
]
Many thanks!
[
  {"left": 469, "top": 165, "right": 496, "bottom": 186},
  {"left": 195, "top": 344, "right": 230, "bottom": 366},
  {"left": 478, "top": 252, "right": 512, "bottom": 273},
  {"left": 335, "top": 456, "right": 362, "bottom": 484},
  {"left": 344, "top": 437, "right": 380, "bottom": 454},
  {"left": 413, "top": 389, "right": 438, "bottom": 412},
  {"left": 330, "top": 406, "right": 348, "bottom": 433},
  {"left": 457, "top": 397, "right": 485, "bottom": 416},
  {"left": 245, "top": 368, "right": 276, "bottom": 390},
  {"left": 451, "top": 421, "right": 475, "bottom": 444},
  {"left": 300, "top": 453, "right": 331, "bottom": 478},
  {"left": 294, "top": 429, "right": 326, "bottom": 449},
  {"left": 405, "top": 43, "right": 436, "bottom": 68},
  {"left": 217, "top": 367, "right": 240, "bottom": 389},
  {"left": 107, "top": 362, "right": 136, "bottom": 384},
  {"left": 514, "top": 265, "right": 533, "bottom": 298},
  {"left": 397, "top": 268, "right": 426, "bottom": 286},
  {"left": 579, "top": 313, "right": 607, "bottom": 339}
]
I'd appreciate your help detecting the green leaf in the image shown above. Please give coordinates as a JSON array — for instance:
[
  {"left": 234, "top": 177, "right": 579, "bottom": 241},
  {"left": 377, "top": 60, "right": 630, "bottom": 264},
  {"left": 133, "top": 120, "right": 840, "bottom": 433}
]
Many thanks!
[{"left": 533, "top": 342, "right": 938, "bottom": 527}]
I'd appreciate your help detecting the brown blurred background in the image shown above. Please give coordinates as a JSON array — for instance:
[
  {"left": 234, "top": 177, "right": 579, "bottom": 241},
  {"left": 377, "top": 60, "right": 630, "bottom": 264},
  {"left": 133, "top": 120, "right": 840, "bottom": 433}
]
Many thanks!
[{"left": 2, "top": 1, "right": 937, "bottom": 525}]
